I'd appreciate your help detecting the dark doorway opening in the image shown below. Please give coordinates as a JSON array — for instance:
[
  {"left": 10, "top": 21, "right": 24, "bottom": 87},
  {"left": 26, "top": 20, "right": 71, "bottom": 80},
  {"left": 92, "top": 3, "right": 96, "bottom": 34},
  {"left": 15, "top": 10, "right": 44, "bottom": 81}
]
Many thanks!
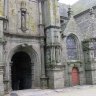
[{"left": 11, "top": 52, "right": 32, "bottom": 91}]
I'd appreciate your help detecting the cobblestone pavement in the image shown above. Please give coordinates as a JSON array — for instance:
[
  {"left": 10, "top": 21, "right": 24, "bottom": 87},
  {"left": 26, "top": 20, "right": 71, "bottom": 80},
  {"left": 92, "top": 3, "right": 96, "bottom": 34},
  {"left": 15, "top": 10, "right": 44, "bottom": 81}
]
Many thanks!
[{"left": 5, "top": 85, "right": 96, "bottom": 96}]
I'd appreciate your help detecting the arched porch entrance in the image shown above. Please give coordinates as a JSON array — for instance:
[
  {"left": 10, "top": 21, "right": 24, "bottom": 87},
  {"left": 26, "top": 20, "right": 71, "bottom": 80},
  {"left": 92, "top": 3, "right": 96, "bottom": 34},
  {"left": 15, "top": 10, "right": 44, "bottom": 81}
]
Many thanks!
[
  {"left": 11, "top": 51, "right": 32, "bottom": 90},
  {"left": 72, "top": 67, "right": 80, "bottom": 86}
]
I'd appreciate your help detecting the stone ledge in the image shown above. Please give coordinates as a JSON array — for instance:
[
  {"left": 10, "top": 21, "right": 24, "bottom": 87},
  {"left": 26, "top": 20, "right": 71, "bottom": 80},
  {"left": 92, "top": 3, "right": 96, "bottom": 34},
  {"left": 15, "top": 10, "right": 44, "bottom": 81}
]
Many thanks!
[
  {"left": 4, "top": 32, "right": 45, "bottom": 39},
  {"left": 46, "top": 65, "right": 65, "bottom": 70}
]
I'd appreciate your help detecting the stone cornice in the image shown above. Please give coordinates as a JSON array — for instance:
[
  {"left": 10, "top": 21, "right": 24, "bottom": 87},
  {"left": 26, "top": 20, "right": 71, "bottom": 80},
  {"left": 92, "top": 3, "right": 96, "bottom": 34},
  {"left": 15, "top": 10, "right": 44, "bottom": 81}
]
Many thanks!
[
  {"left": 0, "top": 64, "right": 4, "bottom": 67},
  {"left": 46, "top": 64, "right": 65, "bottom": 70},
  {"left": 67, "top": 61, "right": 82, "bottom": 65},
  {"left": 0, "top": 38, "right": 6, "bottom": 45},
  {"left": 45, "top": 25, "right": 61, "bottom": 31},
  {"left": 46, "top": 42, "right": 61, "bottom": 47},
  {"left": 4, "top": 32, "right": 45, "bottom": 39},
  {"left": 82, "top": 38, "right": 96, "bottom": 44},
  {"left": 0, "top": 16, "right": 7, "bottom": 21},
  {"left": 0, "top": 63, "right": 4, "bottom": 73}
]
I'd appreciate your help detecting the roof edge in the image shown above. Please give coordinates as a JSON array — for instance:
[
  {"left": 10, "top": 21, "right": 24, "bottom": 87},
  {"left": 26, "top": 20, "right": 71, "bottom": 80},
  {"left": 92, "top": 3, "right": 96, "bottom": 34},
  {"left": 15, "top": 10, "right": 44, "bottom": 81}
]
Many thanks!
[{"left": 74, "top": 5, "right": 96, "bottom": 18}]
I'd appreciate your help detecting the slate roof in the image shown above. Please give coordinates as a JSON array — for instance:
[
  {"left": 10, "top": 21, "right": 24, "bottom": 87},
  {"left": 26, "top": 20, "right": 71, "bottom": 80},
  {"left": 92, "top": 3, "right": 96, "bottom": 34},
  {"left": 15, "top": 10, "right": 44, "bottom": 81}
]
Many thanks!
[
  {"left": 72, "top": 0, "right": 96, "bottom": 15},
  {"left": 59, "top": 0, "right": 96, "bottom": 16}
]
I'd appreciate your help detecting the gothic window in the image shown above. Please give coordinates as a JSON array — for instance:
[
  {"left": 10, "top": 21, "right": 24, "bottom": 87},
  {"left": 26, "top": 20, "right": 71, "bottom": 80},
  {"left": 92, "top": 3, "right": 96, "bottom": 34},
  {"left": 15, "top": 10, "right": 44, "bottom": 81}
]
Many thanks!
[{"left": 66, "top": 35, "right": 78, "bottom": 60}]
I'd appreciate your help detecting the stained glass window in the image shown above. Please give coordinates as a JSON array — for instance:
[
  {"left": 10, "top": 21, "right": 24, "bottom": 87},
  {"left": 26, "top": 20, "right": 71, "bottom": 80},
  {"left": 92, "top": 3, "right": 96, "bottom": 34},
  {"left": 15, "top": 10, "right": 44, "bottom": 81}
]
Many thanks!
[{"left": 67, "top": 36, "right": 78, "bottom": 60}]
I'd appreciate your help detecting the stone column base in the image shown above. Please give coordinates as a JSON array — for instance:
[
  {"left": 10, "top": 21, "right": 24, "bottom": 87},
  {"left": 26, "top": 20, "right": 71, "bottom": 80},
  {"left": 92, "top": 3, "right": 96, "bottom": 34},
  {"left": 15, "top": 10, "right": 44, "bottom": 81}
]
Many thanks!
[
  {"left": 4, "top": 79, "right": 9, "bottom": 94},
  {"left": 40, "top": 75, "right": 49, "bottom": 89},
  {"left": 47, "top": 65, "right": 65, "bottom": 89}
]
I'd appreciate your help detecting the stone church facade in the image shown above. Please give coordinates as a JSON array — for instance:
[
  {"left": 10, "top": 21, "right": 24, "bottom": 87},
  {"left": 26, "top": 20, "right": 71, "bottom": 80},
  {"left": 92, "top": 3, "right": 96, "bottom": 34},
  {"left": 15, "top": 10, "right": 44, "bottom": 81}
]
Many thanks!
[{"left": 0, "top": 0, "right": 96, "bottom": 95}]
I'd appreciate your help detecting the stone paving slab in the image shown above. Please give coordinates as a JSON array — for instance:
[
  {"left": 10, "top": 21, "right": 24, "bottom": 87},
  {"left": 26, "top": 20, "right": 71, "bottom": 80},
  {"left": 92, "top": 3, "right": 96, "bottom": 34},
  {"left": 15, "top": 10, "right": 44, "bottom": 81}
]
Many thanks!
[{"left": 5, "top": 85, "right": 96, "bottom": 96}]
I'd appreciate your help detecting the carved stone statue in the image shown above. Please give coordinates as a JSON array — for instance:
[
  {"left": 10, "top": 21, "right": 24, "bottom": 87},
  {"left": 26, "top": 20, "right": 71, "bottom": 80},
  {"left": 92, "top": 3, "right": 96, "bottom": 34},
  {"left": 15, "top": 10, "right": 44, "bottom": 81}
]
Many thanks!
[
  {"left": 21, "top": 1, "right": 27, "bottom": 32},
  {"left": 55, "top": 47, "right": 61, "bottom": 63}
]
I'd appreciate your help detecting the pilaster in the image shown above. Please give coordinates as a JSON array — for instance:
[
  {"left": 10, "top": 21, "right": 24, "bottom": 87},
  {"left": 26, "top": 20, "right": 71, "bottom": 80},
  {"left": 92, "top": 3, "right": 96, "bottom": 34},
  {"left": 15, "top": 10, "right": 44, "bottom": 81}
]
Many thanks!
[
  {"left": 83, "top": 39, "right": 96, "bottom": 84},
  {"left": 0, "top": 0, "right": 7, "bottom": 94},
  {"left": 39, "top": 0, "right": 48, "bottom": 88},
  {"left": 44, "top": 0, "right": 64, "bottom": 88}
]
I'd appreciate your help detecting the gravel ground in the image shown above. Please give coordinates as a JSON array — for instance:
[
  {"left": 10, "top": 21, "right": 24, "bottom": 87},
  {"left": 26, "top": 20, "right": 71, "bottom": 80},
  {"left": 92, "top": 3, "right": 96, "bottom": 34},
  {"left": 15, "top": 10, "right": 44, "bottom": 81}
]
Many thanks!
[{"left": 5, "top": 85, "right": 96, "bottom": 96}]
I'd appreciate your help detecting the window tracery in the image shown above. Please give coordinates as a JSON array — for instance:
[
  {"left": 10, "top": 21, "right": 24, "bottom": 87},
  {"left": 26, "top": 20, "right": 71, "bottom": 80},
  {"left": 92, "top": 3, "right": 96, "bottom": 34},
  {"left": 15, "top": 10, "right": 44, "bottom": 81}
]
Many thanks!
[{"left": 66, "top": 35, "right": 78, "bottom": 60}]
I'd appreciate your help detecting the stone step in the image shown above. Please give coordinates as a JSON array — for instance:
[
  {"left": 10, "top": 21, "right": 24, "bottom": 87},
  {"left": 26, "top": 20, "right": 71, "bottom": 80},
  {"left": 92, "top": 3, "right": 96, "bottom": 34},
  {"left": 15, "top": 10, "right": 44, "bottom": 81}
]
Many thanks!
[
  {"left": 10, "top": 89, "right": 56, "bottom": 96},
  {"left": 6, "top": 85, "right": 96, "bottom": 96}
]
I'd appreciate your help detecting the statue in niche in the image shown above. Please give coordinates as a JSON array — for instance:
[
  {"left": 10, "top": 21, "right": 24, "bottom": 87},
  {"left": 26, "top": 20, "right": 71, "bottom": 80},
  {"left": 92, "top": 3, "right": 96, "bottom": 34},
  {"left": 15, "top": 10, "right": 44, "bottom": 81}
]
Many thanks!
[
  {"left": 21, "top": 1, "right": 27, "bottom": 32},
  {"left": 21, "top": 10, "right": 26, "bottom": 31},
  {"left": 46, "top": 49, "right": 51, "bottom": 64},
  {"left": 55, "top": 47, "right": 61, "bottom": 63}
]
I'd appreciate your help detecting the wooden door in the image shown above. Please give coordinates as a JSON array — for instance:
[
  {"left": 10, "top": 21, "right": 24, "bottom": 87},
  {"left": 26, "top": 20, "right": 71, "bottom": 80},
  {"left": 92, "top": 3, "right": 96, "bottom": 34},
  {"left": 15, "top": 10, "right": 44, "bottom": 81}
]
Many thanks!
[{"left": 72, "top": 67, "right": 79, "bottom": 86}]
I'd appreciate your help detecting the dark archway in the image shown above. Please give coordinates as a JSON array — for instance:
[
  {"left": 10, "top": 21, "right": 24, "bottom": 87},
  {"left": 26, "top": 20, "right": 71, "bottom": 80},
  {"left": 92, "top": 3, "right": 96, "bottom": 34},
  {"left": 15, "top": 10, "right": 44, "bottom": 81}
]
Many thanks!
[
  {"left": 72, "top": 67, "right": 80, "bottom": 86},
  {"left": 11, "top": 52, "right": 32, "bottom": 90}
]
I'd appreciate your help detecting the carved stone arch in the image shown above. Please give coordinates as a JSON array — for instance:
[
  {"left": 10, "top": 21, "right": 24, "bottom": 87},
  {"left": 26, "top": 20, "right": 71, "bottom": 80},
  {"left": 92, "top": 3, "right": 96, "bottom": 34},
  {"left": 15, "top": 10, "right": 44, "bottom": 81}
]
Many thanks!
[
  {"left": 63, "top": 33, "right": 80, "bottom": 48},
  {"left": 7, "top": 44, "right": 38, "bottom": 90},
  {"left": 8, "top": 44, "right": 38, "bottom": 64},
  {"left": 66, "top": 33, "right": 79, "bottom": 42}
]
